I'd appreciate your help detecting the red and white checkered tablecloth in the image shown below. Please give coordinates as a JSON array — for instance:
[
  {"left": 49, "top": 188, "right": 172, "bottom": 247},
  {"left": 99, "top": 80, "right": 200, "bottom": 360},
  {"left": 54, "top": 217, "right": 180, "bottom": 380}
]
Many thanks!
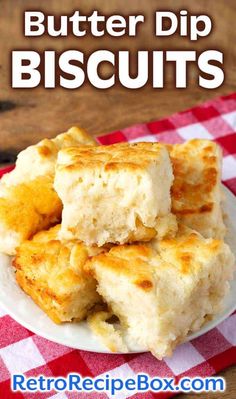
[{"left": 0, "top": 93, "right": 236, "bottom": 399}]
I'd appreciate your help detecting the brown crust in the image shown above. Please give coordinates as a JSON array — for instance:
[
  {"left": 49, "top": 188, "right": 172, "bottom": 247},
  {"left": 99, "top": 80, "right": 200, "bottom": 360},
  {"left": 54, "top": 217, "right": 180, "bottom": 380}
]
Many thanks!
[
  {"left": 167, "top": 140, "right": 222, "bottom": 219},
  {"left": 135, "top": 279, "right": 153, "bottom": 290},
  {"left": 37, "top": 145, "right": 53, "bottom": 157},
  {"left": 0, "top": 176, "right": 62, "bottom": 239},
  {"left": 16, "top": 272, "right": 63, "bottom": 324},
  {"left": 173, "top": 203, "right": 213, "bottom": 215},
  {"left": 13, "top": 225, "right": 103, "bottom": 323},
  {"left": 57, "top": 142, "right": 165, "bottom": 173},
  {"left": 87, "top": 225, "right": 224, "bottom": 279}
]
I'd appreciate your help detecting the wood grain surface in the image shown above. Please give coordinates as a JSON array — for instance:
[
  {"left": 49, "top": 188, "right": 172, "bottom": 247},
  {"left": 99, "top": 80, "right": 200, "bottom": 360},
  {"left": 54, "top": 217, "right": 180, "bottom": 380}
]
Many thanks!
[{"left": 0, "top": 1, "right": 235, "bottom": 397}]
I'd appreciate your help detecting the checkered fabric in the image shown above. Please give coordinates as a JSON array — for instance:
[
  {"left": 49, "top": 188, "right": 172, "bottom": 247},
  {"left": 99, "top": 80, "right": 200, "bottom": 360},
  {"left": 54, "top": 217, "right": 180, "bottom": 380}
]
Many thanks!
[{"left": 0, "top": 93, "right": 236, "bottom": 399}]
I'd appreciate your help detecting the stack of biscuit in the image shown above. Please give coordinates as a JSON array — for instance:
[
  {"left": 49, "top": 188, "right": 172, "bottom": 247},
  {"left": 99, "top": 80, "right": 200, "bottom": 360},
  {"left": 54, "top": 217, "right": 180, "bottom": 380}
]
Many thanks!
[{"left": 0, "top": 127, "right": 234, "bottom": 360}]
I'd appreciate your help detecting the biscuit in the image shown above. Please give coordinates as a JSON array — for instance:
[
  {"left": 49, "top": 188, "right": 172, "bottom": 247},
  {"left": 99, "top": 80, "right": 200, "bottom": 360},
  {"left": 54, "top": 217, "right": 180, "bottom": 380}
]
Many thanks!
[
  {"left": 54, "top": 142, "right": 177, "bottom": 246},
  {"left": 13, "top": 225, "right": 104, "bottom": 324},
  {"left": 86, "top": 225, "right": 235, "bottom": 359},
  {"left": 1, "top": 126, "right": 97, "bottom": 187},
  {"left": 0, "top": 176, "right": 62, "bottom": 255},
  {"left": 0, "top": 127, "right": 96, "bottom": 255},
  {"left": 87, "top": 310, "right": 128, "bottom": 353},
  {"left": 168, "top": 139, "right": 225, "bottom": 238}
]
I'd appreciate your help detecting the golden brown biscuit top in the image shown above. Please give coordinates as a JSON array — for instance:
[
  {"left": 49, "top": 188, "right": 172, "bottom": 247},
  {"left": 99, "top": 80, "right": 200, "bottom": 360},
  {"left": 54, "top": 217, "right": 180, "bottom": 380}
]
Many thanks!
[
  {"left": 36, "top": 140, "right": 58, "bottom": 158},
  {"left": 54, "top": 126, "right": 97, "bottom": 148},
  {"left": 86, "top": 243, "right": 156, "bottom": 291},
  {"left": 157, "top": 224, "right": 221, "bottom": 265},
  {"left": 35, "top": 127, "right": 97, "bottom": 160},
  {"left": 0, "top": 176, "right": 62, "bottom": 234},
  {"left": 13, "top": 225, "right": 104, "bottom": 295},
  {"left": 87, "top": 224, "right": 223, "bottom": 283},
  {"left": 167, "top": 139, "right": 222, "bottom": 215},
  {"left": 57, "top": 142, "right": 166, "bottom": 172}
]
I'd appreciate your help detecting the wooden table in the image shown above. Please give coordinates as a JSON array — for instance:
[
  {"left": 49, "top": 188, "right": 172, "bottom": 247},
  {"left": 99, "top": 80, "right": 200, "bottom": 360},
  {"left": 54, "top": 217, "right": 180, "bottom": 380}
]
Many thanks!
[{"left": 0, "top": 1, "right": 235, "bottom": 397}]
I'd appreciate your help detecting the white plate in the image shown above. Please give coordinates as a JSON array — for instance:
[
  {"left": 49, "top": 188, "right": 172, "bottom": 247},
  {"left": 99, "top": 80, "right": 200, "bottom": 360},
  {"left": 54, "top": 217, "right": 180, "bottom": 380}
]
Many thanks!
[{"left": 0, "top": 186, "right": 235, "bottom": 354}]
